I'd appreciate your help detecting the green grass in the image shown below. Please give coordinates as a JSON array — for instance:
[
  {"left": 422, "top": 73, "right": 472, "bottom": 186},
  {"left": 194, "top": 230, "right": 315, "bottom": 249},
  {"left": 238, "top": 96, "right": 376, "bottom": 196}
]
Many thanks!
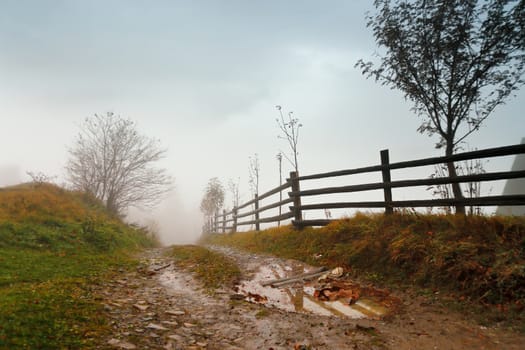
[
  {"left": 0, "top": 250, "right": 129, "bottom": 349},
  {"left": 202, "top": 212, "right": 525, "bottom": 331},
  {"left": 169, "top": 245, "right": 241, "bottom": 291},
  {"left": 0, "top": 183, "right": 158, "bottom": 349}
]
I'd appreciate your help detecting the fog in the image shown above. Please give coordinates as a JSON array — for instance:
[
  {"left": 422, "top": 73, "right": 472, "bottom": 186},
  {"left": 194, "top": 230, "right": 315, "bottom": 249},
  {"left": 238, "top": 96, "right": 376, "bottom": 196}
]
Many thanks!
[
  {"left": 1, "top": 1, "right": 524, "bottom": 245},
  {"left": 0, "top": 165, "right": 22, "bottom": 187},
  {"left": 128, "top": 192, "right": 204, "bottom": 245}
]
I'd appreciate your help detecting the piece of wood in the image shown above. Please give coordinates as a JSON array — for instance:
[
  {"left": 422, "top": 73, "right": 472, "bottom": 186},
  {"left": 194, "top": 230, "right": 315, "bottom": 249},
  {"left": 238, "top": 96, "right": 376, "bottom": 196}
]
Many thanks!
[
  {"left": 153, "top": 263, "right": 171, "bottom": 271},
  {"left": 291, "top": 170, "right": 525, "bottom": 198},
  {"left": 257, "top": 181, "right": 291, "bottom": 201},
  {"left": 236, "top": 212, "right": 294, "bottom": 227},
  {"left": 293, "top": 219, "right": 333, "bottom": 227},
  {"left": 255, "top": 194, "right": 260, "bottom": 231},
  {"left": 257, "top": 212, "right": 294, "bottom": 223},
  {"left": 236, "top": 197, "right": 257, "bottom": 210},
  {"left": 232, "top": 207, "right": 237, "bottom": 233},
  {"left": 381, "top": 149, "right": 393, "bottom": 215},
  {"left": 271, "top": 270, "right": 329, "bottom": 288},
  {"left": 236, "top": 198, "right": 294, "bottom": 218},
  {"left": 293, "top": 195, "right": 525, "bottom": 212},
  {"left": 289, "top": 171, "right": 303, "bottom": 226},
  {"left": 260, "top": 266, "right": 327, "bottom": 287}
]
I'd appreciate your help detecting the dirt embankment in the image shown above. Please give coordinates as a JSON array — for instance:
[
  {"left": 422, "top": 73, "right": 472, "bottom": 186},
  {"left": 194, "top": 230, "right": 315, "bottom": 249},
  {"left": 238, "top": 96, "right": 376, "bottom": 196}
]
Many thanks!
[{"left": 97, "top": 247, "right": 525, "bottom": 350}]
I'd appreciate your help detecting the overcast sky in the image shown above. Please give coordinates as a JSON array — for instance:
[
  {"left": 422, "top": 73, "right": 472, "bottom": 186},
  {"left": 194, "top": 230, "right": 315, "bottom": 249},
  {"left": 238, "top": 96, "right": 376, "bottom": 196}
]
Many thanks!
[{"left": 1, "top": 0, "right": 523, "bottom": 244}]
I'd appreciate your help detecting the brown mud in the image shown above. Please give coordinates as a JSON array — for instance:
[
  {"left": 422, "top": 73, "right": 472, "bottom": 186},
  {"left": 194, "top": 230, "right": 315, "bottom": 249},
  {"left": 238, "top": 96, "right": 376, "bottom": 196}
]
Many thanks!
[{"left": 96, "top": 247, "right": 525, "bottom": 349}]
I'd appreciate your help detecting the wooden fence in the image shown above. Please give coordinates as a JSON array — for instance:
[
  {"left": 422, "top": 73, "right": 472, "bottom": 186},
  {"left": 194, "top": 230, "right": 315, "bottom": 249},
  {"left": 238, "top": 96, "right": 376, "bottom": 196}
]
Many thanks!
[{"left": 212, "top": 143, "right": 525, "bottom": 232}]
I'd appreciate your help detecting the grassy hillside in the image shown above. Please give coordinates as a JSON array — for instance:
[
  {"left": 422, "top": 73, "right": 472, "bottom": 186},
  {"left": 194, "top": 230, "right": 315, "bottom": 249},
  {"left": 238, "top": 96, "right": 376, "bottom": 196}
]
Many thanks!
[
  {"left": 0, "top": 183, "right": 157, "bottom": 349},
  {"left": 202, "top": 212, "right": 525, "bottom": 330}
]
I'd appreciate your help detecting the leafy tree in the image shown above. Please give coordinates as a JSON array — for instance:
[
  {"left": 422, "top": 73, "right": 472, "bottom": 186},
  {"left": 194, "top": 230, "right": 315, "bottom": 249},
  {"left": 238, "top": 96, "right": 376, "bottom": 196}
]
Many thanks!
[
  {"left": 200, "top": 177, "right": 225, "bottom": 232},
  {"left": 66, "top": 112, "right": 172, "bottom": 216},
  {"left": 357, "top": 0, "right": 525, "bottom": 213}
]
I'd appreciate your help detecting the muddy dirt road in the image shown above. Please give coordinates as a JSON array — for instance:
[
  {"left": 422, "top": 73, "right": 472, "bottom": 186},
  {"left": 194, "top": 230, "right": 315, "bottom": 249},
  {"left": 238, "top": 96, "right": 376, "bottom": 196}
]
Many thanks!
[{"left": 97, "top": 247, "right": 524, "bottom": 349}]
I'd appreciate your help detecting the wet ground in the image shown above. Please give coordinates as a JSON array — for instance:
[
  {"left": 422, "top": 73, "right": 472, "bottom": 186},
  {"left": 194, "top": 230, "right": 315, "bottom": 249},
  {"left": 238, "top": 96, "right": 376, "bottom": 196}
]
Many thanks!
[
  {"left": 224, "top": 247, "right": 397, "bottom": 319},
  {"left": 97, "top": 246, "right": 525, "bottom": 349}
]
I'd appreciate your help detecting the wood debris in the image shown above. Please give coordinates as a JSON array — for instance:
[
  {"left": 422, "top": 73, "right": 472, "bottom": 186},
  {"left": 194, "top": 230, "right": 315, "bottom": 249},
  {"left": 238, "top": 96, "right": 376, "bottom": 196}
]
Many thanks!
[{"left": 260, "top": 266, "right": 327, "bottom": 287}]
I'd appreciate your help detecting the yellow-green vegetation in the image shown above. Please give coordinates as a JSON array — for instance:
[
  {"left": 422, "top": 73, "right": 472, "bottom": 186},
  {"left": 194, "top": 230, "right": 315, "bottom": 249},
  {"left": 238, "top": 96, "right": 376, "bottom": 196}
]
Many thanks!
[
  {"left": 203, "top": 213, "right": 525, "bottom": 328},
  {"left": 170, "top": 245, "right": 241, "bottom": 291},
  {"left": 0, "top": 183, "right": 158, "bottom": 349}
]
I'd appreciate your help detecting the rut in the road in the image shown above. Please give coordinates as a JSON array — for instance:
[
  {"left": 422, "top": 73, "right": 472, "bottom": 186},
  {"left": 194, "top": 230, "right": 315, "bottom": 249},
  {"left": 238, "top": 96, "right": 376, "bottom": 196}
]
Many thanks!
[
  {"left": 98, "top": 248, "right": 382, "bottom": 350},
  {"left": 98, "top": 247, "right": 525, "bottom": 350}
]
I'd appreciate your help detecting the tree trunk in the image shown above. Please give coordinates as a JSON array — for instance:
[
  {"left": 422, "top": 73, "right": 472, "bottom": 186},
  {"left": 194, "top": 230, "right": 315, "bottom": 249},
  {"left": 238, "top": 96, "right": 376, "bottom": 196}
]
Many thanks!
[
  {"left": 445, "top": 143, "right": 465, "bottom": 215},
  {"left": 106, "top": 195, "right": 119, "bottom": 217}
]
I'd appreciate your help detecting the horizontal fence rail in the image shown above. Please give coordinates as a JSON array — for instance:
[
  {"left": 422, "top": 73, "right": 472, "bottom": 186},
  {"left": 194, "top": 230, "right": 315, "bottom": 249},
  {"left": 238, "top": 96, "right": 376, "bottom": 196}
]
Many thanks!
[
  {"left": 297, "top": 144, "right": 525, "bottom": 180},
  {"left": 291, "top": 170, "right": 525, "bottom": 197},
  {"left": 210, "top": 143, "right": 525, "bottom": 233}
]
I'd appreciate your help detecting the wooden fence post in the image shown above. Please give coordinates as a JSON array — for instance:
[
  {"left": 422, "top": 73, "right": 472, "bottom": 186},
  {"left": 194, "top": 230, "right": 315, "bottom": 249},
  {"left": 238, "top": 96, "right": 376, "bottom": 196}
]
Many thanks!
[
  {"left": 232, "top": 207, "right": 237, "bottom": 233},
  {"left": 380, "top": 149, "right": 394, "bottom": 215},
  {"left": 222, "top": 210, "right": 226, "bottom": 233},
  {"left": 289, "top": 171, "right": 303, "bottom": 228},
  {"left": 254, "top": 194, "right": 260, "bottom": 231}
]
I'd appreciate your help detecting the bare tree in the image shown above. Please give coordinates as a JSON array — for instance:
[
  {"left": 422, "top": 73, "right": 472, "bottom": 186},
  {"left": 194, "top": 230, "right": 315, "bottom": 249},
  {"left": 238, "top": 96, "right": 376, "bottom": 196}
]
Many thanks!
[
  {"left": 26, "top": 171, "right": 57, "bottom": 187},
  {"left": 228, "top": 177, "right": 241, "bottom": 209},
  {"left": 357, "top": 0, "right": 525, "bottom": 214},
  {"left": 200, "top": 177, "right": 225, "bottom": 232},
  {"left": 428, "top": 151, "right": 489, "bottom": 215},
  {"left": 276, "top": 105, "right": 302, "bottom": 174},
  {"left": 248, "top": 153, "right": 260, "bottom": 196},
  {"left": 248, "top": 154, "right": 260, "bottom": 230},
  {"left": 427, "top": 164, "right": 453, "bottom": 215},
  {"left": 66, "top": 112, "right": 173, "bottom": 216}
]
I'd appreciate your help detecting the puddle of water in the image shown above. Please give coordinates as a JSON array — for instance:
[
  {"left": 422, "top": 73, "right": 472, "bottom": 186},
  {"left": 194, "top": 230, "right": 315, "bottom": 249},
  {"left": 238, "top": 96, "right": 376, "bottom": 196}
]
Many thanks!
[
  {"left": 302, "top": 295, "right": 334, "bottom": 316},
  {"left": 325, "top": 300, "right": 366, "bottom": 318},
  {"left": 354, "top": 298, "right": 389, "bottom": 317},
  {"left": 237, "top": 266, "right": 296, "bottom": 311},
  {"left": 235, "top": 263, "right": 392, "bottom": 319}
]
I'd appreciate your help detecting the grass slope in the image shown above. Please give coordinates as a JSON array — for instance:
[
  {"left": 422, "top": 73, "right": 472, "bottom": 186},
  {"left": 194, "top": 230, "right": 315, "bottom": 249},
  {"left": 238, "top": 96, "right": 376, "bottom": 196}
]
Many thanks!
[
  {"left": 0, "top": 183, "right": 157, "bottom": 349},
  {"left": 202, "top": 212, "right": 525, "bottom": 330}
]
